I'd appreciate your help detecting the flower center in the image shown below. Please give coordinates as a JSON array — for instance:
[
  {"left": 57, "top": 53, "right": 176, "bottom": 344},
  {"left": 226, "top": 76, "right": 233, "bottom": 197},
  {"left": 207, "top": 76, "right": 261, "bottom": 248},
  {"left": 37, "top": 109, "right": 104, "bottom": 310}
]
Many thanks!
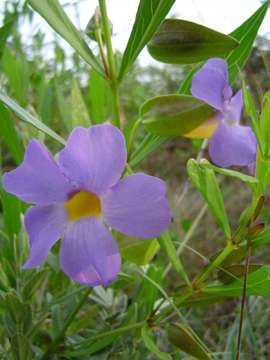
[{"left": 65, "top": 190, "right": 102, "bottom": 222}]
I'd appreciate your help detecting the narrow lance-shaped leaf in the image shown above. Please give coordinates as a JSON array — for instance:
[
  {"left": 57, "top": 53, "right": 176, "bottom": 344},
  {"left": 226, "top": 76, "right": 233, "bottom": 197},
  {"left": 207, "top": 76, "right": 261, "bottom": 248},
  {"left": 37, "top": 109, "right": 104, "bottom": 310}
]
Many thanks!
[
  {"left": 141, "top": 95, "right": 214, "bottom": 136},
  {"left": 204, "top": 265, "right": 270, "bottom": 298},
  {"left": 0, "top": 92, "right": 65, "bottom": 145},
  {"left": 260, "top": 90, "right": 270, "bottom": 156},
  {"left": 187, "top": 159, "right": 231, "bottom": 238},
  {"left": 141, "top": 326, "right": 172, "bottom": 360},
  {"left": 0, "top": 103, "right": 23, "bottom": 164},
  {"left": 71, "top": 78, "right": 91, "bottom": 129},
  {"left": 88, "top": 68, "right": 112, "bottom": 124},
  {"left": 242, "top": 80, "right": 263, "bottom": 154},
  {"left": 118, "top": 0, "right": 175, "bottom": 80},
  {"left": 199, "top": 159, "right": 259, "bottom": 187},
  {"left": 147, "top": 19, "right": 238, "bottom": 64},
  {"left": 28, "top": 0, "right": 103, "bottom": 75},
  {"left": 168, "top": 322, "right": 213, "bottom": 360}
]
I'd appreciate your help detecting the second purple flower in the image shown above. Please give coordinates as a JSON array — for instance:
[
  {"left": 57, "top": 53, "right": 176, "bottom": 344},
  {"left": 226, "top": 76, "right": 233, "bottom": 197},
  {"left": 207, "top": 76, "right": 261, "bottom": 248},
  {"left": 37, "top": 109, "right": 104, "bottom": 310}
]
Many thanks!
[{"left": 191, "top": 58, "right": 257, "bottom": 169}]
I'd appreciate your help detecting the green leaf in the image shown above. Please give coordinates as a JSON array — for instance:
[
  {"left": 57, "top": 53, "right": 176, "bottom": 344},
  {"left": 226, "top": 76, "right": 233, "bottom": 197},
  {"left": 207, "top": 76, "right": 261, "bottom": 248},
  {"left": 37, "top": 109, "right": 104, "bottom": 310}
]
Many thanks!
[
  {"left": 179, "top": 2, "right": 269, "bottom": 93},
  {"left": 28, "top": 0, "right": 103, "bottom": 75},
  {"left": 2, "top": 47, "right": 29, "bottom": 106},
  {"left": 217, "top": 264, "right": 262, "bottom": 284},
  {"left": 204, "top": 265, "right": 270, "bottom": 298},
  {"left": 199, "top": 159, "right": 259, "bottom": 187},
  {"left": 227, "top": 1, "right": 269, "bottom": 83},
  {"left": 0, "top": 190, "right": 21, "bottom": 239},
  {"left": 118, "top": 0, "right": 175, "bottom": 80},
  {"left": 158, "top": 231, "right": 190, "bottom": 285},
  {"left": 0, "top": 14, "right": 18, "bottom": 59},
  {"left": 148, "top": 19, "right": 238, "bottom": 64},
  {"left": 167, "top": 323, "right": 213, "bottom": 360},
  {"left": 71, "top": 78, "right": 91, "bottom": 129},
  {"left": 0, "top": 92, "right": 65, "bottom": 145},
  {"left": 242, "top": 82, "right": 263, "bottom": 154},
  {"left": 187, "top": 159, "right": 231, "bottom": 238},
  {"left": 54, "top": 80, "right": 71, "bottom": 131},
  {"left": 88, "top": 68, "right": 112, "bottom": 124},
  {"left": 141, "top": 95, "right": 214, "bottom": 136},
  {"left": 129, "top": 133, "right": 168, "bottom": 167},
  {"left": 260, "top": 90, "right": 270, "bottom": 156},
  {"left": 141, "top": 326, "right": 172, "bottom": 360},
  {"left": 121, "top": 239, "right": 160, "bottom": 266},
  {"left": 0, "top": 103, "right": 23, "bottom": 164}
]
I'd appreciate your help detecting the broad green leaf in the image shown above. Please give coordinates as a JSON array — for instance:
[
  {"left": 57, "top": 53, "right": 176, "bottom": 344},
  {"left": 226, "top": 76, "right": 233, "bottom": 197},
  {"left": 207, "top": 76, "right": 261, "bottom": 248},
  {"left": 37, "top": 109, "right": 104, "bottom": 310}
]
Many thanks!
[
  {"left": 148, "top": 19, "right": 238, "bottom": 64},
  {"left": 141, "top": 95, "right": 214, "bottom": 136},
  {"left": 179, "top": 2, "right": 269, "bottom": 93},
  {"left": 0, "top": 92, "right": 65, "bottom": 145},
  {"left": 199, "top": 159, "right": 259, "bottom": 187},
  {"left": 71, "top": 78, "right": 91, "bottom": 129},
  {"left": 260, "top": 90, "right": 270, "bottom": 156},
  {"left": 141, "top": 326, "right": 172, "bottom": 360},
  {"left": 168, "top": 323, "right": 213, "bottom": 360},
  {"left": 187, "top": 159, "right": 231, "bottom": 238},
  {"left": 88, "top": 68, "right": 112, "bottom": 124},
  {"left": 0, "top": 103, "right": 23, "bottom": 164},
  {"left": 118, "top": 0, "right": 175, "bottom": 80},
  {"left": 121, "top": 239, "right": 160, "bottom": 266},
  {"left": 28, "top": 0, "right": 103, "bottom": 75},
  {"left": 204, "top": 265, "right": 270, "bottom": 298}
]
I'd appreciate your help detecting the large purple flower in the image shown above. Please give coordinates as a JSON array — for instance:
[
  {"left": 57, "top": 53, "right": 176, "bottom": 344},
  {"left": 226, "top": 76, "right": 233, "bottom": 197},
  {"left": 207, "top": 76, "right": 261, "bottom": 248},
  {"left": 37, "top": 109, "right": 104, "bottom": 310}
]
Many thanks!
[
  {"left": 191, "top": 58, "right": 257, "bottom": 168},
  {"left": 3, "top": 125, "right": 171, "bottom": 287}
]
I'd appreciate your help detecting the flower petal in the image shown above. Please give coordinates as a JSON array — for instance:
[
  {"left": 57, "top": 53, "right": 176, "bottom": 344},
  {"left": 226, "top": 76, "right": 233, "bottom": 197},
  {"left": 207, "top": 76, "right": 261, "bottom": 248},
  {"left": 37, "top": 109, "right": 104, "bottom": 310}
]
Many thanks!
[
  {"left": 230, "top": 89, "right": 243, "bottom": 123},
  {"left": 60, "top": 218, "right": 121, "bottom": 287},
  {"left": 102, "top": 174, "right": 172, "bottom": 238},
  {"left": 23, "top": 204, "right": 67, "bottom": 268},
  {"left": 59, "top": 125, "right": 126, "bottom": 195},
  {"left": 3, "top": 140, "right": 73, "bottom": 205},
  {"left": 191, "top": 58, "right": 231, "bottom": 110},
  {"left": 209, "top": 122, "right": 257, "bottom": 167}
]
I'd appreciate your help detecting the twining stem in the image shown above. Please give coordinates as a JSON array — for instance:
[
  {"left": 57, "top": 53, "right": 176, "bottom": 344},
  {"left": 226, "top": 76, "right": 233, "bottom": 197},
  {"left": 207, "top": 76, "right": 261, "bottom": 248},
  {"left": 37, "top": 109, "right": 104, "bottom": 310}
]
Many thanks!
[
  {"left": 98, "top": 0, "right": 121, "bottom": 128},
  {"left": 236, "top": 244, "right": 252, "bottom": 360},
  {"left": 41, "top": 288, "right": 92, "bottom": 360}
]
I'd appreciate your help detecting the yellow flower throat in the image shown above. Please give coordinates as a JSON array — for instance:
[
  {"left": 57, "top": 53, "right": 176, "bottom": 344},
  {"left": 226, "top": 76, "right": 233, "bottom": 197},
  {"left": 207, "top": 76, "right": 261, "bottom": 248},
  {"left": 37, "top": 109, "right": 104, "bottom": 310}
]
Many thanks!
[{"left": 65, "top": 190, "right": 102, "bottom": 222}]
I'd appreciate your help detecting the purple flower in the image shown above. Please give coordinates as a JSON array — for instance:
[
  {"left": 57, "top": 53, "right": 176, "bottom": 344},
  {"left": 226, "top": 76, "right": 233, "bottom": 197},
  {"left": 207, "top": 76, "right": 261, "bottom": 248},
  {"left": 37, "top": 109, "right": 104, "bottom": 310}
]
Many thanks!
[
  {"left": 191, "top": 58, "right": 257, "bottom": 168},
  {"left": 3, "top": 124, "right": 171, "bottom": 287}
]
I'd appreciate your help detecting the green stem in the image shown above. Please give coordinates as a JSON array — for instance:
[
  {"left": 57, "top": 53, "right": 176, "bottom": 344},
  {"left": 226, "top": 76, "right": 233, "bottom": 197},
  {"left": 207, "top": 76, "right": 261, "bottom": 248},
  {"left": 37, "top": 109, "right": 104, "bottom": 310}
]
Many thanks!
[
  {"left": 41, "top": 288, "right": 92, "bottom": 360},
  {"left": 83, "top": 321, "right": 145, "bottom": 343},
  {"left": 99, "top": 0, "right": 121, "bottom": 128},
  {"left": 192, "top": 242, "right": 234, "bottom": 287}
]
